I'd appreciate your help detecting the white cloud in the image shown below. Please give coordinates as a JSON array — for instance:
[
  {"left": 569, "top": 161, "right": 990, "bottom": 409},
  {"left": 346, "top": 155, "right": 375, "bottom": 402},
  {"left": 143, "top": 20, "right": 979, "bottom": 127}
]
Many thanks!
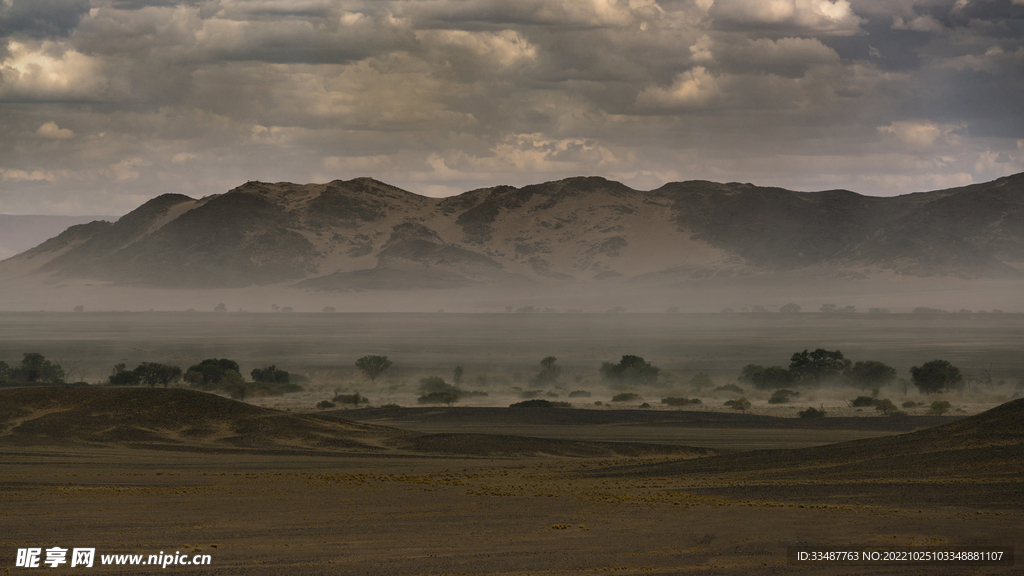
[
  {"left": 0, "top": 41, "right": 108, "bottom": 100},
  {"left": 710, "top": 0, "right": 863, "bottom": 34},
  {"left": 36, "top": 121, "right": 74, "bottom": 140},
  {"left": 635, "top": 67, "right": 721, "bottom": 109},
  {"left": 878, "top": 120, "right": 962, "bottom": 151}
]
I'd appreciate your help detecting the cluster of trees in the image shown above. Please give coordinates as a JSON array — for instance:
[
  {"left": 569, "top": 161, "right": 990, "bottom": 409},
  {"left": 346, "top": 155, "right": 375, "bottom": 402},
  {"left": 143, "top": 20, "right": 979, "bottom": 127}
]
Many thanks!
[
  {"left": 0, "top": 353, "right": 66, "bottom": 384},
  {"left": 600, "top": 355, "right": 659, "bottom": 388},
  {"left": 739, "top": 349, "right": 965, "bottom": 394},
  {"left": 106, "top": 357, "right": 301, "bottom": 399},
  {"left": 109, "top": 362, "right": 182, "bottom": 387}
]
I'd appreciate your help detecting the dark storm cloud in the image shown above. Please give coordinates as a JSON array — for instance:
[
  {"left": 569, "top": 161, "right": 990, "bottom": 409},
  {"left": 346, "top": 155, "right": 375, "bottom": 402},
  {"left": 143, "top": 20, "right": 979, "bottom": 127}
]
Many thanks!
[
  {"left": 0, "top": 0, "right": 90, "bottom": 39},
  {"left": 0, "top": 0, "right": 1022, "bottom": 215}
]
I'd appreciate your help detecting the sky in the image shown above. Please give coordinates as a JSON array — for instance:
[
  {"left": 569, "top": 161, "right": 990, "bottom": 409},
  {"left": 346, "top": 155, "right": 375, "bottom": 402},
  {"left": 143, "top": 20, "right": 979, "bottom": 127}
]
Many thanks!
[{"left": 0, "top": 0, "right": 1022, "bottom": 215}]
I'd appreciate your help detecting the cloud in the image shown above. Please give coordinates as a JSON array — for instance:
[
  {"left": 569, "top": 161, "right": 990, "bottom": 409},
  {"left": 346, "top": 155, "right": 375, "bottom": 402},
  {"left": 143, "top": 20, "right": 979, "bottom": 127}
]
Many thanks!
[
  {"left": 0, "top": 0, "right": 90, "bottom": 39},
  {"left": 709, "top": 0, "right": 864, "bottom": 34},
  {"left": 635, "top": 66, "right": 722, "bottom": 110},
  {"left": 877, "top": 120, "right": 962, "bottom": 151},
  {"left": 715, "top": 36, "right": 840, "bottom": 77},
  {"left": 0, "top": 0, "right": 1022, "bottom": 215},
  {"left": 36, "top": 120, "right": 73, "bottom": 139},
  {"left": 891, "top": 14, "right": 944, "bottom": 31},
  {"left": 0, "top": 40, "right": 108, "bottom": 100}
]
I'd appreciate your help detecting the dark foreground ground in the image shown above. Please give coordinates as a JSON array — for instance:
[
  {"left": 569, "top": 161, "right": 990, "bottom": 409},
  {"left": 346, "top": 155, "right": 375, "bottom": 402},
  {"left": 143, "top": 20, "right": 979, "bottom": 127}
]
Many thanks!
[{"left": 1, "top": 388, "right": 1021, "bottom": 575}]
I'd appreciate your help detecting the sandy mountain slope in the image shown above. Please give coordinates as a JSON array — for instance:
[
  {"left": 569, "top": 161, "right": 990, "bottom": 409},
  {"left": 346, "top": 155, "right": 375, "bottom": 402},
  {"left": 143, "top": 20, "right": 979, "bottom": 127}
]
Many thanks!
[{"left": 2, "top": 173, "right": 1022, "bottom": 290}]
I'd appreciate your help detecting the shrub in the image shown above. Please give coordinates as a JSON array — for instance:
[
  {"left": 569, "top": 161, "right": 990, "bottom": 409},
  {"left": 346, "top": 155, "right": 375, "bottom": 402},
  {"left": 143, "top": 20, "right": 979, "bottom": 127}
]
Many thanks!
[
  {"left": 874, "top": 398, "right": 897, "bottom": 415},
  {"left": 901, "top": 401, "right": 918, "bottom": 408},
  {"left": 418, "top": 392, "right": 458, "bottom": 406},
  {"left": 316, "top": 400, "right": 336, "bottom": 409},
  {"left": 611, "top": 392, "right": 642, "bottom": 402},
  {"left": 510, "top": 399, "right": 571, "bottom": 408},
  {"left": 600, "top": 356, "right": 659, "bottom": 388},
  {"left": 379, "top": 403, "right": 402, "bottom": 409},
  {"left": 851, "top": 396, "right": 877, "bottom": 407},
  {"left": 728, "top": 397, "right": 751, "bottom": 412},
  {"left": 568, "top": 390, "right": 592, "bottom": 398},
  {"left": 333, "top": 393, "right": 368, "bottom": 407},
  {"left": 639, "top": 402, "right": 651, "bottom": 408},
  {"left": 768, "top": 389, "right": 800, "bottom": 404},
  {"left": 714, "top": 384, "right": 744, "bottom": 394},
  {"left": 690, "top": 373, "right": 714, "bottom": 389},
  {"left": 927, "top": 400, "right": 952, "bottom": 416},
  {"left": 798, "top": 406, "right": 826, "bottom": 418},
  {"left": 661, "top": 397, "right": 702, "bottom": 406}
]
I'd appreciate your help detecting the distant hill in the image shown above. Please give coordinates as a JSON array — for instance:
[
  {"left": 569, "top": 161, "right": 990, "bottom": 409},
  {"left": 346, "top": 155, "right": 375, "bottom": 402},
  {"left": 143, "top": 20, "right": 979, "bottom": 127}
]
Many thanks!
[
  {"left": 3, "top": 174, "right": 1022, "bottom": 289},
  {"left": 0, "top": 215, "right": 116, "bottom": 261}
]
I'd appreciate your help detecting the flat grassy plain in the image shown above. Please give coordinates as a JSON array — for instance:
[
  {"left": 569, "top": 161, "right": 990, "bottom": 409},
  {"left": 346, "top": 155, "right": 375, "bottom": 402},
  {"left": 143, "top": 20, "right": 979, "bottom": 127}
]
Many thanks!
[{"left": 1, "top": 313, "right": 1021, "bottom": 574}]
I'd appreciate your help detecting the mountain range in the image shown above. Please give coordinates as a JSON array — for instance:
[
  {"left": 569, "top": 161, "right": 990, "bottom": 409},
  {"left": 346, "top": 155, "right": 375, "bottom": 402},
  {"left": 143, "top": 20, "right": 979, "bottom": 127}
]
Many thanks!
[{"left": 3, "top": 174, "right": 1023, "bottom": 291}]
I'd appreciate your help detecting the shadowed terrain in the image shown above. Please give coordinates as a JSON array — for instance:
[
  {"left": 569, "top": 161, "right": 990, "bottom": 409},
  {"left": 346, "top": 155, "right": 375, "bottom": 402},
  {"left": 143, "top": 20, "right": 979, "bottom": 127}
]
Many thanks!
[
  {"left": 590, "top": 398, "right": 1024, "bottom": 508},
  {"left": 2, "top": 389, "right": 1021, "bottom": 574},
  {"left": 0, "top": 387, "right": 713, "bottom": 458}
]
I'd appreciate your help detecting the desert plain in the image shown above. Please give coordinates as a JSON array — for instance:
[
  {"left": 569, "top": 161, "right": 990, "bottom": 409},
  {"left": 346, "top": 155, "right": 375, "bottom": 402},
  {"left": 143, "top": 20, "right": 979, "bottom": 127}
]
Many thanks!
[{"left": 1, "top": 311, "right": 1022, "bottom": 575}]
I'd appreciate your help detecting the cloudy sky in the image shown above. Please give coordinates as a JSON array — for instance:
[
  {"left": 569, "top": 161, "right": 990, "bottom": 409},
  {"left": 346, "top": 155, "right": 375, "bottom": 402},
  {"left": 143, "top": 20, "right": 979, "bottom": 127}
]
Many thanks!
[{"left": 0, "top": 0, "right": 1022, "bottom": 215}]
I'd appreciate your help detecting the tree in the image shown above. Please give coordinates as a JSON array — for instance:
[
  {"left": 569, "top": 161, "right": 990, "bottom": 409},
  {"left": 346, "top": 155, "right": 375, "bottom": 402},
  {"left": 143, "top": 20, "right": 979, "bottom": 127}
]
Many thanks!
[
  {"left": 534, "top": 356, "right": 562, "bottom": 386},
  {"left": 73, "top": 305, "right": 84, "bottom": 313},
  {"left": 134, "top": 362, "right": 183, "bottom": 388},
  {"left": 108, "top": 363, "right": 140, "bottom": 386},
  {"left": 251, "top": 365, "right": 289, "bottom": 384},
  {"left": 690, "top": 372, "right": 713, "bottom": 389},
  {"left": 214, "top": 303, "right": 227, "bottom": 313},
  {"left": 600, "top": 355, "right": 659, "bottom": 388},
  {"left": 221, "top": 369, "right": 247, "bottom": 399},
  {"left": 355, "top": 355, "right": 392, "bottom": 383},
  {"left": 874, "top": 398, "right": 897, "bottom": 415},
  {"left": 453, "top": 365, "right": 465, "bottom": 385},
  {"left": 730, "top": 397, "right": 751, "bottom": 412},
  {"left": 849, "top": 360, "right": 897, "bottom": 390},
  {"left": 17, "top": 353, "right": 65, "bottom": 384},
  {"left": 186, "top": 358, "right": 241, "bottom": 388},
  {"left": 788, "top": 349, "right": 850, "bottom": 385},
  {"left": 927, "top": 400, "right": 952, "bottom": 416},
  {"left": 779, "top": 303, "right": 801, "bottom": 313},
  {"left": 910, "top": 359, "right": 963, "bottom": 394},
  {"left": 820, "top": 304, "right": 837, "bottom": 313},
  {"left": 0, "top": 360, "right": 10, "bottom": 381}
]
